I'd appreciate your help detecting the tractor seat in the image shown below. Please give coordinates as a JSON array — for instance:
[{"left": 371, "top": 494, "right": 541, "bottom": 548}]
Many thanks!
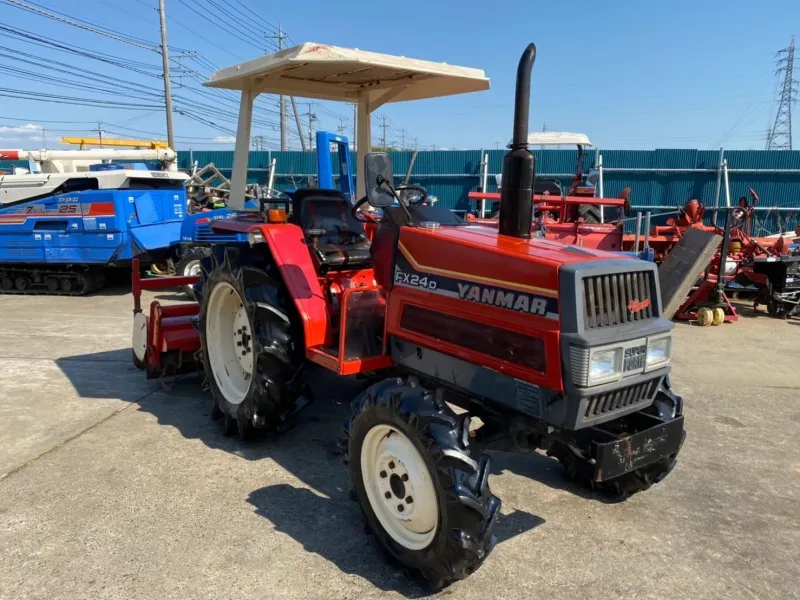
[{"left": 291, "top": 189, "right": 372, "bottom": 269}]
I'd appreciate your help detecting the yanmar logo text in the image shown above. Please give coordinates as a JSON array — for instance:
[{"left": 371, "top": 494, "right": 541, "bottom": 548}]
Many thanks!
[
  {"left": 457, "top": 283, "right": 549, "bottom": 316},
  {"left": 628, "top": 298, "right": 651, "bottom": 313}
]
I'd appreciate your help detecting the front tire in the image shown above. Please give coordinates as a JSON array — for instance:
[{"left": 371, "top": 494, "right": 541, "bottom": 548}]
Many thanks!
[
  {"left": 199, "top": 246, "right": 303, "bottom": 439},
  {"left": 346, "top": 377, "right": 500, "bottom": 589}
]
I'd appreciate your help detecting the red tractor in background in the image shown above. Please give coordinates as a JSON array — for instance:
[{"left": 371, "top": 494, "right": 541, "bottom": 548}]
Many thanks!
[
  {"left": 466, "top": 133, "right": 632, "bottom": 252},
  {"left": 132, "top": 42, "right": 685, "bottom": 589}
]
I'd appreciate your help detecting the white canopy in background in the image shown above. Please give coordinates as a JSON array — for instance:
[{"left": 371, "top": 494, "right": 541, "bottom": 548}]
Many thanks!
[{"left": 508, "top": 132, "right": 592, "bottom": 147}]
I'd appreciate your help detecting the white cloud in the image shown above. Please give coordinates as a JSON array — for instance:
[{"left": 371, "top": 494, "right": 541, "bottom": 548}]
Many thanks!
[
  {"left": 212, "top": 136, "right": 236, "bottom": 144},
  {"left": 0, "top": 123, "right": 43, "bottom": 138}
]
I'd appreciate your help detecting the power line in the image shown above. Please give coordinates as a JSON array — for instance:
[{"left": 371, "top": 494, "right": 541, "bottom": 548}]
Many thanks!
[
  {"left": 0, "top": 87, "right": 164, "bottom": 110},
  {"left": 175, "top": 0, "right": 266, "bottom": 53},
  {"left": 0, "top": 116, "right": 99, "bottom": 124},
  {"left": 2, "top": 0, "right": 161, "bottom": 52},
  {"left": 0, "top": 24, "right": 163, "bottom": 77},
  {"left": 227, "top": 0, "right": 282, "bottom": 36}
]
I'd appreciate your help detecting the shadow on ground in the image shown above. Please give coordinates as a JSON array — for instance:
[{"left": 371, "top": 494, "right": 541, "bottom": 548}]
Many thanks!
[
  {"left": 55, "top": 348, "right": 546, "bottom": 596},
  {"left": 247, "top": 483, "right": 543, "bottom": 598},
  {"left": 55, "top": 348, "right": 598, "bottom": 498}
]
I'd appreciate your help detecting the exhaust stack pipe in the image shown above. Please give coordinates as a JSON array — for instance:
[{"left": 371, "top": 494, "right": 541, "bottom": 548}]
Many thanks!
[{"left": 499, "top": 43, "right": 537, "bottom": 239}]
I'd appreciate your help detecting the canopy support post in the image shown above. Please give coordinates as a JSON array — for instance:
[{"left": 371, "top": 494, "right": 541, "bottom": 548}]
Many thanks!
[
  {"left": 356, "top": 95, "right": 372, "bottom": 200},
  {"left": 230, "top": 88, "right": 256, "bottom": 211}
]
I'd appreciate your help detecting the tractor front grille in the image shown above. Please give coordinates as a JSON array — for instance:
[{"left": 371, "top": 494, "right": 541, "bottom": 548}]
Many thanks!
[
  {"left": 583, "top": 271, "right": 655, "bottom": 329},
  {"left": 583, "top": 378, "right": 659, "bottom": 419}
]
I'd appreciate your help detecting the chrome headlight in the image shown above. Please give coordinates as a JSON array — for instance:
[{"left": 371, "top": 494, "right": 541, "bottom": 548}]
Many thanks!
[
  {"left": 646, "top": 336, "right": 671, "bottom": 371},
  {"left": 587, "top": 347, "right": 622, "bottom": 385}
]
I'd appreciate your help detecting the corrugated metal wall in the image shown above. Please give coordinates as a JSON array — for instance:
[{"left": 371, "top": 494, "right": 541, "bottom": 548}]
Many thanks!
[{"left": 5, "top": 149, "right": 800, "bottom": 234}]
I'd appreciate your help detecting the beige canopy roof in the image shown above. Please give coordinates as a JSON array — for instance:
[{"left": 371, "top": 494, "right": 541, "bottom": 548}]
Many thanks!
[
  {"left": 207, "top": 43, "right": 489, "bottom": 208},
  {"left": 205, "top": 42, "right": 489, "bottom": 104}
]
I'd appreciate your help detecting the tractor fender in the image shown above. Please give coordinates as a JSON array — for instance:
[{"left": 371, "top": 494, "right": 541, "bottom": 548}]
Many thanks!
[{"left": 256, "top": 224, "right": 330, "bottom": 349}]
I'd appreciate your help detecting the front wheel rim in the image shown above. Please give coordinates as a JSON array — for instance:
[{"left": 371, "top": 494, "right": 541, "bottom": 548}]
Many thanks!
[
  {"left": 360, "top": 424, "right": 438, "bottom": 551},
  {"left": 206, "top": 281, "right": 254, "bottom": 405}
]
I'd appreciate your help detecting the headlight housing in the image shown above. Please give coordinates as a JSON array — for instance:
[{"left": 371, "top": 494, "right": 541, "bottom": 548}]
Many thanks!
[
  {"left": 587, "top": 347, "right": 621, "bottom": 385},
  {"left": 571, "top": 333, "right": 671, "bottom": 386},
  {"left": 646, "top": 335, "right": 671, "bottom": 371}
]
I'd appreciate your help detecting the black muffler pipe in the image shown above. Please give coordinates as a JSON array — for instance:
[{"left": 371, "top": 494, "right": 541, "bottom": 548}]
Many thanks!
[{"left": 499, "top": 43, "right": 537, "bottom": 239}]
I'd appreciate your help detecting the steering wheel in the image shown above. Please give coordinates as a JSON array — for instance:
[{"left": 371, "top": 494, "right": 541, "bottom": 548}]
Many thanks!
[
  {"left": 352, "top": 196, "right": 379, "bottom": 223},
  {"left": 394, "top": 184, "right": 429, "bottom": 205}
]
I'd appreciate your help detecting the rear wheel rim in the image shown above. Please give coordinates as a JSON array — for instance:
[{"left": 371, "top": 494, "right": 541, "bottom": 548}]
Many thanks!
[
  {"left": 206, "top": 281, "right": 254, "bottom": 405},
  {"left": 361, "top": 424, "right": 438, "bottom": 551}
]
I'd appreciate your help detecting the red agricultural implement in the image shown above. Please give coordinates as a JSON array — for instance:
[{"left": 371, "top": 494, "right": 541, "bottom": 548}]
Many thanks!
[
  {"left": 131, "top": 257, "right": 202, "bottom": 380},
  {"left": 467, "top": 191, "right": 630, "bottom": 251}
]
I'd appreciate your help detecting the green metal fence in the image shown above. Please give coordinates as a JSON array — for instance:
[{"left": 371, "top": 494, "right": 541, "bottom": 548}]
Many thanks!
[{"left": 5, "top": 148, "right": 800, "bottom": 234}]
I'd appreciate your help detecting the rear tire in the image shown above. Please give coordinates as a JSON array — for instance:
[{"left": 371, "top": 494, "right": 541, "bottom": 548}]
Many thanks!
[
  {"left": 346, "top": 377, "right": 500, "bottom": 589},
  {"left": 199, "top": 245, "right": 304, "bottom": 439}
]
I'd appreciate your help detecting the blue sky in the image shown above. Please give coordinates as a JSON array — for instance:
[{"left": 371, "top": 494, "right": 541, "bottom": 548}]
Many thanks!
[{"left": 0, "top": 0, "right": 798, "bottom": 151}]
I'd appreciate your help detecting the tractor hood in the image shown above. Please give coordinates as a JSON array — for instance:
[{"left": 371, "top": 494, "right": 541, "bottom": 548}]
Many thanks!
[{"left": 396, "top": 224, "right": 632, "bottom": 302}]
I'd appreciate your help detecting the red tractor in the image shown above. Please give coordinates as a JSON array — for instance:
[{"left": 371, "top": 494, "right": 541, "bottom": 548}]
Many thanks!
[{"left": 133, "top": 42, "right": 685, "bottom": 588}]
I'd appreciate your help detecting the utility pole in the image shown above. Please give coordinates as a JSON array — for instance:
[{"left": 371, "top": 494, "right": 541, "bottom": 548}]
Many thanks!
[
  {"left": 252, "top": 136, "right": 265, "bottom": 151},
  {"left": 157, "top": 0, "right": 175, "bottom": 148},
  {"left": 96, "top": 122, "right": 104, "bottom": 147},
  {"left": 337, "top": 117, "right": 346, "bottom": 135},
  {"left": 380, "top": 114, "right": 388, "bottom": 151},
  {"left": 398, "top": 128, "right": 406, "bottom": 150},
  {"left": 540, "top": 122, "right": 547, "bottom": 150},
  {"left": 766, "top": 35, "right": 797, "bottom": 150},
  {"left": 266, "top": 24, "right": 289, "bottom": 150},
  {"left": 291, "top": 97, "right": 306, "bottom": 151},
  {"left": 305, "top": 103, "right": 317, "bottom": 151}
]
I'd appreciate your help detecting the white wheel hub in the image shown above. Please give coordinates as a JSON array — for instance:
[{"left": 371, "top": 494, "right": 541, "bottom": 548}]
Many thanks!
[
  {"left": 206, "top": 281, "right": 254, "bottom": 405},
  {"left": 361, "top": 424, "right": 438, "bottom": 550},
  {"left": 132, "top": 312, "right": 148, "bottom": 362}
]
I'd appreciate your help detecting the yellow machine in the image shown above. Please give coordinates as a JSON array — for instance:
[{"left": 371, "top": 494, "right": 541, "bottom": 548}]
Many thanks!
[{"left": 60, "top": 137, "right": 169, "bottom": 150}]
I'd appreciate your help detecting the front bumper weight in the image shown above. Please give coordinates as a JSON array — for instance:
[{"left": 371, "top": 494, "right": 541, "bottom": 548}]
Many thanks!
[{"left": 593, "top": 415, "right": 685, "bottom": 482}]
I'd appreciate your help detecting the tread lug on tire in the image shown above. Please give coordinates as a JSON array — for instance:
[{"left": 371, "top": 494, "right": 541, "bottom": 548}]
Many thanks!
[
  {"left": 209, "top": 396, "right": 223, "bottom": 421},
  {"left": 199, "top": 245, "right": 305, "bottom": 441},
  {"left": 346, "top": 376, "right": 499, "bottom": 590},
  {"left": 222, "top": 413, "right": 237, "bottom": 437}
]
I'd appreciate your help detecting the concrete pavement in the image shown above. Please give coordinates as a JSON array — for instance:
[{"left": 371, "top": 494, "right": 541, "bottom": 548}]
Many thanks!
[{"left": 1, "top": 289, "right": 798, "bottom": 599}]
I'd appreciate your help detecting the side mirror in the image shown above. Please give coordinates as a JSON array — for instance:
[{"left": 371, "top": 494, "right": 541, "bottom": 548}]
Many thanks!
[{"left": 364, "top": 152, "right": 396, "bottom": 208}]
